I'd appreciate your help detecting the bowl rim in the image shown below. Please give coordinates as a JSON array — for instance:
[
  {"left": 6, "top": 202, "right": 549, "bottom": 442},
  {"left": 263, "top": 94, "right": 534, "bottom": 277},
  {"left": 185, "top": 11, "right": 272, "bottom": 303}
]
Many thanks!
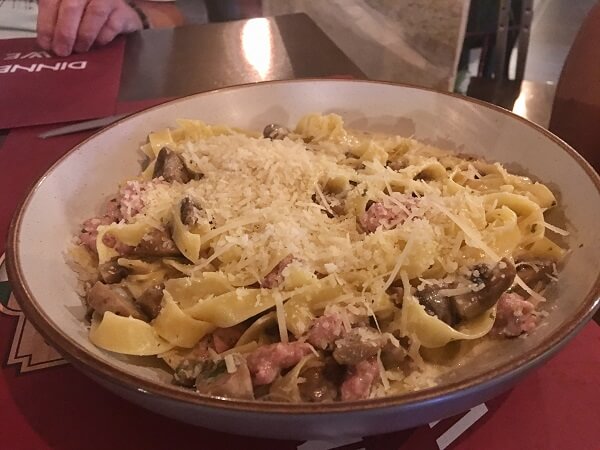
[{"left": 6, "top": 78, "right": 600, "bottom": 414}]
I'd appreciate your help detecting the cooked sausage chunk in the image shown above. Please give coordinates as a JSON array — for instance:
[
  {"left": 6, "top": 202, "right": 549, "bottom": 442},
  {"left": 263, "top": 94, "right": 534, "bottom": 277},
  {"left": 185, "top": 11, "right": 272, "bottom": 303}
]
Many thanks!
[
  {"left": 340, "top": 358, "right": 379, "bottom": 401},
  {"left": 358, "top": 202, "right": 408, "bottom": 233},
  {"left": 493, "top": 292, "right": 538, "bottom": 336},
  {"left": 103, "top": 228, "right": 181, "bottom": 258},
  {"left": 246, "top": 341, "right": 312, "bottom": 386},
  {"left": 87, "top": 281, "right": 148, "bottom": 321},
  {"left": 261, "top": 255, "right": 294, "bottom": 288},
  {"left": 306, "top": 313, "right": 345, "bottom": 350},
  {"left": 131, "top": 229, "right": 181, "bottom": 257}
]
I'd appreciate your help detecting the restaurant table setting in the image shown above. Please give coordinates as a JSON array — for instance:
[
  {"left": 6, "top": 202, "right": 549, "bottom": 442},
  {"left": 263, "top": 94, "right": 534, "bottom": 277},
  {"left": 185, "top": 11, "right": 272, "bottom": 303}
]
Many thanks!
[{"left": 1, "top": 14, "right": 599, "bottom": 450}]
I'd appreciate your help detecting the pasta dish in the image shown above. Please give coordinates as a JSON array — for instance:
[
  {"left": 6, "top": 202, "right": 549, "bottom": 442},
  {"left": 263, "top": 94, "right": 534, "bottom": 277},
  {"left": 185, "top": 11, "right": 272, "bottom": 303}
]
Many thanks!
[{"left": 69, "top": 113, "right": 567, "bottom": 402}]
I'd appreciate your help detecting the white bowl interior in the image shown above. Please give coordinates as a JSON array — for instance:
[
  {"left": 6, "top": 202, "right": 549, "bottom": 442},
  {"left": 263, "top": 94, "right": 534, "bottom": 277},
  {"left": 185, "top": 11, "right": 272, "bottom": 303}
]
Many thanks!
[{"left": 16, "top": 80, "right": 600, "bottom": 390}]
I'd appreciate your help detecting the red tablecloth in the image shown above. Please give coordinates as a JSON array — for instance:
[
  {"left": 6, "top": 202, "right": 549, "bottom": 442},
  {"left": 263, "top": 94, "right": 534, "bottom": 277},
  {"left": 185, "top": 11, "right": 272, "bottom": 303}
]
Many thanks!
[{"left": 1, "top": 99, "right": 599, "bottom": 449}]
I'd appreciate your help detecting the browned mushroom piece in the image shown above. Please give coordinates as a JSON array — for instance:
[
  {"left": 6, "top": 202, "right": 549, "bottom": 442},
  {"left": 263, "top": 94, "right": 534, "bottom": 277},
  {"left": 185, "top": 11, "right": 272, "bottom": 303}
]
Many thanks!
[
  {"left": 416, "top": 286, "right": 457, "bottom": 326},
  {"left": 387, "top": 160, "right": 406, "bottom": 171},
  {"left": 86, "top": 281, "right": 148, "bottom": 321},
  {"left": 136, "top": 284, "right": 164, "bottom": 320},
  {"left": 263, "top": 123, "right": 290, "bottom": 140},
  {"left": 387, "top": 286, "right": 404, "bottom": 306},
  {"left": 180, "top": 197, "right": 200, "bottom": 226},
  {"left": 98, "top": 259, "right": 129, "bottom": 284},
  {"left": 415, "top": 258, "right": 517, "bottom": 326},
  {"left": 131, "top": 229, "right": 181, "bottom": 257},
  {"left": 311, "top": 192, "right": 346, "bottom": 218},
  {"left": 452, "top": 258, "right": 516, "bottom": 320},
  {"left": 153, "top": 147, "right": 191, "bottom": 183},
  {"left": 298, "top": 358, "right": 343, "bottom": 402},
  {"left": 330, "top": 202, "right": 346, "bottom": 216},
  {"left": 380, "top": 340, "right": 408, "bottom": 370},
  {"left": 332, "top": 327, "right": 386, "bottom": 366}
]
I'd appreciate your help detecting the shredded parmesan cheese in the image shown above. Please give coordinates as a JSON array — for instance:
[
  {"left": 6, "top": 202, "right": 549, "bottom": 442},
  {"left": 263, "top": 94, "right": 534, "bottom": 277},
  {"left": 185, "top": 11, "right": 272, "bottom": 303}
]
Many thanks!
[
  {"left": 224, "top": 354, "right": 237, "bottom": 373},
  {"left": 430, "top": 201, "right": 501, "bottom": 261},
  {"left": 194, "top": 243, "right": 235, "bottom": 271},
  {"left": 383, "top": 237, "right": 415, "bottom": 292},
  {"left": 313, "top": 182, "right": 335, "bottom": 216},
  {"left": 543, "top": 221, "right": 569, "bottom": 236},
  {"left": 273, "top": 291, "right": 289, "bottom": 344},
  {"left": 376, "top": 349, "right": 390, "bottom": 390},
  {"left": 437, "top": 286, "right": 473, "bottom": 297},
  {"left": 515, "top": 275, "right": 547, "bottom": 304}
]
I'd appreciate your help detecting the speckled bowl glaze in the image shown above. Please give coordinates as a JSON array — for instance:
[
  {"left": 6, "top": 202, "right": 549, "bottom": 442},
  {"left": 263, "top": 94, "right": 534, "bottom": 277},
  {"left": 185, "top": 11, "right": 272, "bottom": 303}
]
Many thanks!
[{"left": 7, "top": 80, "right": 600, "bottom": 439}]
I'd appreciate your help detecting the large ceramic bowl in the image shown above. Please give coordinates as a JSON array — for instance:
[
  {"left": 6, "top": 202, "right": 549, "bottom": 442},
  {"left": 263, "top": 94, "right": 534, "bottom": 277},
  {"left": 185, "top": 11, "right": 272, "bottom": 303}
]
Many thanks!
[{"left": 7, "top": 80, "right": 600, "bottom": 439}]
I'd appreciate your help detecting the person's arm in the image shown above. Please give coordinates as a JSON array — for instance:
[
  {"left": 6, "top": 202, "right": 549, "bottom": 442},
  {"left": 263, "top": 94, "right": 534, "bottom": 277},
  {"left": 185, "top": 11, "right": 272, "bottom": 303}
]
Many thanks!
[
  {"left": 37, "top": 0, "right": 183, "bottom": 57},
  {"left": 549, "top": 3, "right": 600, "bottom": 170},
  {"left": 135, "top": 1, "right": 184, "bottom": 28}
]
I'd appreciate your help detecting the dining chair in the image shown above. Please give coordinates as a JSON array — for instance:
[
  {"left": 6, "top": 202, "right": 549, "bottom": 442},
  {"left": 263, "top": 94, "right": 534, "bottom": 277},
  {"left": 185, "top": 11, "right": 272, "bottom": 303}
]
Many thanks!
[
  {"left": 549, "top": 2, "right": 600, "bottom": 172},
  {"left": 464, "top": 0, "right": 533, "bottom": 108}
]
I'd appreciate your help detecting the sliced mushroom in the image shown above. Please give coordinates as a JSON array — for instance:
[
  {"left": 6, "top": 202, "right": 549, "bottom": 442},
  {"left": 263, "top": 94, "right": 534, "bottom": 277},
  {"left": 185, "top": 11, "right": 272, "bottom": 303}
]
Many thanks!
[
  {"left": 416, "top": 258, "right": 516, "bottom": 326},
  {"left": 98, "top": 259, "right": 129, "bottom": 284},
  {"left": 299, "top": 358, "right": 343, "bottom": 402},
  {"left": 153, "top": 147, "right": 191, "bottom": 183},
  {"left": 136, "top": 284, "right": 164, "bottom": 320},
  {"left": 180, "top": 197, "right": 200, "bottom": 227},
  {"left": 263, "top": 123, "right": 290, "bottom": 140},
  {"left": 380, "top": 339, "right": 408, "bottom": 370},
  {"left": 87, "top": 281, "right": 148, "bottom": 321},
  {"left": 453, "top": 258, "right": 516, "bottom": 320},
  {"left": 416, "top": 286, "right": 457, "bottom": 325}
]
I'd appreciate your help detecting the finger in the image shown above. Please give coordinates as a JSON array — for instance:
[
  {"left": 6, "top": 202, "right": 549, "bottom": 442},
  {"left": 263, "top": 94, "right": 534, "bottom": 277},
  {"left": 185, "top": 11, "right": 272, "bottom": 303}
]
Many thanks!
[
  {"left": 74, "top": 0, "right": 112, "bottom": 53},
  {"left": 37, "top": 0, "right": 61, "bottom": 50},
  {"left": 95, "top": 8, "right": 140, "bottom": 46},
  {"left": 52, "top": 0, "right": 88, "bottom": 56}
]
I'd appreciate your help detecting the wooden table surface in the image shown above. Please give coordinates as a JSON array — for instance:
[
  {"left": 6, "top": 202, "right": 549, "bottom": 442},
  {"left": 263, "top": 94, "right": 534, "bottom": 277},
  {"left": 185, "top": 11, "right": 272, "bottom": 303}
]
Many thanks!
[{"left": 119, "top": 13, "right": 366, "bottom": 101}]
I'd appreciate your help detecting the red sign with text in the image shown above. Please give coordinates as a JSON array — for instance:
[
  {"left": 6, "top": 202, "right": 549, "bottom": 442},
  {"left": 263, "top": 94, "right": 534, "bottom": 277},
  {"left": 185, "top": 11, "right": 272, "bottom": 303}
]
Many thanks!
[{"left": 0, "top": 38, "right": 124, "bottom": 129}]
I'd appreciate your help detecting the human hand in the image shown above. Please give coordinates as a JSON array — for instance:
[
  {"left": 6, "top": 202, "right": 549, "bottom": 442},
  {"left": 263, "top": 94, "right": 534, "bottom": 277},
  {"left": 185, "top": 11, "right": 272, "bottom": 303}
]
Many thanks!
[{"left": 37, "top": 0, "right": 143, "bottom": 56}]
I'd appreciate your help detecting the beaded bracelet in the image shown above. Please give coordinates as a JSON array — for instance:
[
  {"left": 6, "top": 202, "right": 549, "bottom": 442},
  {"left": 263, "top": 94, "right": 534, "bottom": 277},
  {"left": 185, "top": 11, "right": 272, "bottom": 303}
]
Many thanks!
[{"left": 127, "top": 1, "right": 151, "bottom": 29}]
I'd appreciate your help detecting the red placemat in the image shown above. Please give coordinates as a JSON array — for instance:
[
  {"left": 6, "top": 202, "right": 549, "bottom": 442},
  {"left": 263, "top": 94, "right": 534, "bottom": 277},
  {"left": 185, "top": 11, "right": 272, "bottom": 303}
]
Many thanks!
[
  {"left": 0, "top": 38, "right": 125, "bottom": 129},
  {"left": 1, "top": 100, "right": 599, "bottom": 449}
]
